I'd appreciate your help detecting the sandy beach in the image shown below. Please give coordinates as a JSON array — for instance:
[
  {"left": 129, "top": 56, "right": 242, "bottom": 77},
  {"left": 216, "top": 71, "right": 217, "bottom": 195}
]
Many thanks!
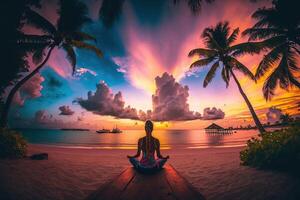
[{"left": 0, "top": 145, "right": 299, "bottom": 200}]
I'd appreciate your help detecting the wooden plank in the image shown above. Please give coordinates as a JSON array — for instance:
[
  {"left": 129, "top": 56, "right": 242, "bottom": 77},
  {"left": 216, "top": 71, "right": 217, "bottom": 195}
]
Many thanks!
[
  {"left": 86, "top": 164, "right": 205, "bottom": 200},
  {"left": 120, "top": 169, "right": 175, "bottom": 200},
  {"left": 164, "top": 165, "right": 206, "bottom": 200},
  {"left": 86, "top": 167, "right": 136, "bottom": 200}
]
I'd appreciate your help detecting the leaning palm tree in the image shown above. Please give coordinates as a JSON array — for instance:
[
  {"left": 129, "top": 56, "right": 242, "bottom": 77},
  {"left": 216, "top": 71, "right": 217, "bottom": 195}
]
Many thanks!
[
  {"left": 242, "top": 0, "right": 300, "bottom": 100},
  {"left": 1, "top": 0, "right": 48, "bottom": 96},
  {"left": 188, "top": 22, "right": 266, "bottom": 133},
  {"left": 0, "top": 0, "right": 103, "bottom": 128}
]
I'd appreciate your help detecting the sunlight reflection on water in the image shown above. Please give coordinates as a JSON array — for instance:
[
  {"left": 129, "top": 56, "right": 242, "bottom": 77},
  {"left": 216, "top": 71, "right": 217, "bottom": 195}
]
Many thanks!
[{"left": 19, "top": 129, "right": 262, "bottom": 149}]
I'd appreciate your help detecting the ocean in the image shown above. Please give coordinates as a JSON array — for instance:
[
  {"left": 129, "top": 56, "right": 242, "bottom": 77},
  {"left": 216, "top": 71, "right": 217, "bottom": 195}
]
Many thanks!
[{"left": 17, "top": 129, "right": 262, "bottom": 149}]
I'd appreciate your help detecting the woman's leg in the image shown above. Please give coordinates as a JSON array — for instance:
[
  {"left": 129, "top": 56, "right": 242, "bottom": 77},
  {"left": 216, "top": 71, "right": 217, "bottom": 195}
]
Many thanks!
[
  {"left": 129, "top": 157, "right": 139, "bottom": 168},
  {"left": 156, "top": 158, "right": 167, "bottom": 168}
]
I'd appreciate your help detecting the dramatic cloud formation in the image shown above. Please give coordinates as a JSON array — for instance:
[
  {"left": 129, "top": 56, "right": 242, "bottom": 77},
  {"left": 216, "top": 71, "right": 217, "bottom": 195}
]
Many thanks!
[
  {"left": 59, "top": 105, "right": 75, "bottom": 115},
  {"left": 76, "top": 73, "right": 228, "bottom": 122},
  {"left": 139, "top": 110, "right": 152, "bottom": 121},
  {"left": 34, "top": 110, "right": 53, "bottom": 124},
  {"left": 151, "top": 73, "right": 201, "bottom": 121},
  {"left": 13, "top": 73, "right": 44, "bottom": 106},
  {"left": 202, "top": 107, "right": 225, "bottom": 120},
  {"left": 266, "top": 107, "right": 283, "bottom": 123},
  {"left": 76, "top": 81, "right": 139, "bottom": 119}
]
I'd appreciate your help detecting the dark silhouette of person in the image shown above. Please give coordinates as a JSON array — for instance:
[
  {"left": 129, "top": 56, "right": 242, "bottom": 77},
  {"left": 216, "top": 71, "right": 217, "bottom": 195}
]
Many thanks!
[{"left": 127, "top": 120, "right": 169, "bottom": 172}]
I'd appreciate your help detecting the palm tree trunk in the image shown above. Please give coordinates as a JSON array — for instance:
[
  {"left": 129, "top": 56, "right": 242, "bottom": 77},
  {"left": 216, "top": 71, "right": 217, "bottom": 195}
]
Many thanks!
[
  {"left": 229, "top": 68, "right": 266, "bottom": 134},
  {"left": 0, "top": 45, "right": 55, "bottom": 128}
]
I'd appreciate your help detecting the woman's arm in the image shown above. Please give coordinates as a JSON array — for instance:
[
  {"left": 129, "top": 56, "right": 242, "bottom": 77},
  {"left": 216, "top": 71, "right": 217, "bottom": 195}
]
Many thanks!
[
  {"left": 156, "top": 139, "right": 169, "bottom": 159},
  {"left": 127, "top": 138, "right": 142, "bottom": 158}
]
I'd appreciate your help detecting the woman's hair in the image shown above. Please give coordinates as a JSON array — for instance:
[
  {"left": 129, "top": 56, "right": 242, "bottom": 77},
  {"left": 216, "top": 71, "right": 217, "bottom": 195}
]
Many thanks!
[
  {"left": 145, "top": 120, "right": 153, "bottom": 133},
  {"left": 145, "top": 120, "right": 153, "bottom": 158}
]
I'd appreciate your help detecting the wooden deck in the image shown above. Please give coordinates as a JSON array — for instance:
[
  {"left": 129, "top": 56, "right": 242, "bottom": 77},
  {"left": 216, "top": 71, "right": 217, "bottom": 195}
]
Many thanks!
[{"left": 86, "top": 164, "right": 205, "bottom": 200}]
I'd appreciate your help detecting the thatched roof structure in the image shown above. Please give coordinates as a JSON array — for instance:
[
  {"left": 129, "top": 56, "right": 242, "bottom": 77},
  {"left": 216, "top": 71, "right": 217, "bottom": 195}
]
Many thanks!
[{"left": 204, "top": 123, "right": 224, "bottom": 130}]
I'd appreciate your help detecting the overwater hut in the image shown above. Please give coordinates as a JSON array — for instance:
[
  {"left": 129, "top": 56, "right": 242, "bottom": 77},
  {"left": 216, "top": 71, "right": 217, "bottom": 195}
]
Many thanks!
[{"left": 205, "top": 123, "right": 232, "bottom": 134}]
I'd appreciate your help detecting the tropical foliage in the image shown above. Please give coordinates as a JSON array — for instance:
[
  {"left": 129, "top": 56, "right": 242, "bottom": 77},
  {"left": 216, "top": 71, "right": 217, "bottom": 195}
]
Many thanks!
[
  {"left": 188, "top": 21, "right": 266, "bottom": 133},
  {"left": 0, "top": 0, "right": 46, "bottom": 97},
  {"left": 0, "top": 0, "right": 103, "bottom": 127},
  {"left": 0, "top": 129, "right": 27, "bottom": 159},
  {"left": 240, "top": 122, "right": 300, "bottom": 172},
  {"left": 243, "top": 0, "right": 300, "bottom": 100}
]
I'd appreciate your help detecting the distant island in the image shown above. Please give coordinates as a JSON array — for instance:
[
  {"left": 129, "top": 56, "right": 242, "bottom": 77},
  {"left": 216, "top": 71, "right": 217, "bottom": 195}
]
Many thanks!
[{"left": 60, "top": 128, "right": 90, "bottom": 131}]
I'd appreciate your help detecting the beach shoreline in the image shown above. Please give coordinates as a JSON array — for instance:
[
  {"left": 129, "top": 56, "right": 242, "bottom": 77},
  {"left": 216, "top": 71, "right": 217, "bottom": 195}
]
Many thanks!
[{"left": 0, "top": 144, "right": 299, "bottom": 200}]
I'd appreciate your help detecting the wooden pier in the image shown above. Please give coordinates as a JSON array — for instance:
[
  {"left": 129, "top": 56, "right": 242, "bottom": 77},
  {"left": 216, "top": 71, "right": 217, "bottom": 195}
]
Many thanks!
[
  {"left": 204, "top": 123, "right": 233, "bottom": 134},
  {"left": 86, "top": 164, "right": 205, "bottom": 200}
]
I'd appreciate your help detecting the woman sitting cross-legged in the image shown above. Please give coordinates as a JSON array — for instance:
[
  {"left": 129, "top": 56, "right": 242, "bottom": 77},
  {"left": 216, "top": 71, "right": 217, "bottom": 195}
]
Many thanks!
[{"left": 127, "top": 120, "right": 169, "bottom": 173}]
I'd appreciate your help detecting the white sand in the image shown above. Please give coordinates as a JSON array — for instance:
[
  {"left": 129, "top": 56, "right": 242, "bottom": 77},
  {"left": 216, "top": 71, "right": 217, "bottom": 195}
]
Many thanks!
[{"left": 0, "top": 145, "right": 299, "bottom": 200}]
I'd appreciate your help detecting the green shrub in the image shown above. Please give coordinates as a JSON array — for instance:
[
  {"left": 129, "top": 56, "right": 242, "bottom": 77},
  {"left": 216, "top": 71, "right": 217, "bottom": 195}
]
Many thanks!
[
  {"left": 0, "top": 128, "right": 27, "bottom": 159},
  {"left": 240, "top": 123, "right": 300, "bottom": 171}
]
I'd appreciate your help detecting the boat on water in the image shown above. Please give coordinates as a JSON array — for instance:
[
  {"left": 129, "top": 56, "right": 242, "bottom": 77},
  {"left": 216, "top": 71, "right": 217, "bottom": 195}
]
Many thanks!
[
  {"left": 111, "top": 126, "right": 122, "bottom": 133},
  {"left": 96, "top": 125, "right": 122, "bottom": 134},
  {"left": 96, "top": 128, "right": 110, "bottom": 133}
]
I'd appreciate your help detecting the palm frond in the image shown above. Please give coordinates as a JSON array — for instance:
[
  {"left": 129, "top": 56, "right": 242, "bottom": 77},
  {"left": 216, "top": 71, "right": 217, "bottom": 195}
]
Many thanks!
[
  {"left": 262, "top": 67, "right": 280, "bottom": 100},
  {"left": 288, "top": 70, "right": 300, "bottom": 88},
  {"left": 242, "top": 27, "right": 283, "bottom": 41},
  {"left": 62, "top": 43, "right": 76, "bottom": 74},
  {"left": 255, "top": 44, "right": 284, "bottom": 79},
  {"left": 24, "top": 8, "right": 57, "bottom": 35},
  {"left": 32, "top": 45, "right": 48, "bottom": 64},
  {"left": 251, "top": 8, "right": 276, "bottom": 28},
  {"left": 202, "top": 32, "right": 223, "bottom": 50},
  {"left": 71, "top": 40, "right": 103, "bottom": 58},
  {"left": 99, "top": 0, "right": 125, "bottom": 28},
  {"left": 203, "top": 61, "right": 219, "bottom": 87},
  {"left": 57, "top": 0, "right": 91, "bottom": 33},
  {"left": 227, "top": 28, "right": 239, "bottom": 45},
  {"left": 262, "top": 53, "right": 290, "bottom": 100},
  {"left": 229, "top": 57, "right": 255, "bottom": 80},
  {"left": 188, "top": 48, "right": 216, "bottom": 57},
  {"left": 230, "top": 41, "right": 266, "bottom": 57},
  {"left": 17, "top": 34, "right": 53, "bottom": 44},
  {"left": 221, "top": 66, "right": 230, "bottom": 87},
  {"left": 190, "top": 56, "right": 215, "bottom": 68},
  {"left": 73, "top": 32, "right": 97, "bottom": 42}
]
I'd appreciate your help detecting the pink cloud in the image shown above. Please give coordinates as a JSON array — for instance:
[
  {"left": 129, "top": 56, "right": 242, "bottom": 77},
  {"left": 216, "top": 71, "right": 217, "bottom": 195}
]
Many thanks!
[
  {"left": 151, "top": 72, "right": 201, "bottom": 121},
  {"left": 59, "top": 105, "right": 75, "bottom": 115},
  {"left": 13, "top": 73, "right": 45, "bottom": 106}
]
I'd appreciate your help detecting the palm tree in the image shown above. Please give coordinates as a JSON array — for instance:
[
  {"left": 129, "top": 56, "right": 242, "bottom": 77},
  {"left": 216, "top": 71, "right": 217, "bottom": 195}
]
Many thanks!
[
  {"left": 188, "top": 22, "right": 266, "bottom": 133},
  {"left": 1, "top": 0, "right": 48, "bottom": 97},
  {"left": 0, "top": 0, "right": 103, "bottom": 128},
  {"left": 243, "top": 0, "right": 300, "bottom": 100}
]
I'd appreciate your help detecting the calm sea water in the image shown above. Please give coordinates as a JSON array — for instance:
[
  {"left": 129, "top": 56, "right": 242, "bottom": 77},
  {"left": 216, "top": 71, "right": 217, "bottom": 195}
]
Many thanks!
[{"left": 18, "top": 129, "right": 263, "bottom": 149}]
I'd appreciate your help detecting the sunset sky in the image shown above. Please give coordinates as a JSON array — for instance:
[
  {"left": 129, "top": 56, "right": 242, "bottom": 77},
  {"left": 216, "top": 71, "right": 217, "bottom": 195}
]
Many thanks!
[{"left": 10, "top": 0, "right": 300, "bottom": 130}]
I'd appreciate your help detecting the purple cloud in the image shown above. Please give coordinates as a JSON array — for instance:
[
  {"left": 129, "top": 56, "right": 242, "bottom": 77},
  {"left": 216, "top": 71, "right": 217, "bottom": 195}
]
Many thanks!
[
  {"left": 151, "top": 72, "right": 201, "bottom": 121},
  {"left": 76, "top": 81, "right": 139, "bottom": 120},
  {"left": 34, "top": 110, "right": 53, "bottom": 124},
  {"left": 59, "top": 105, "right": 75, "bottom": 116},
  {"left": 12, "top": 73, "right": 44, "bottom": 106},
  {"left": 202, "top": 107, "right": 225, "bottom": 120}
]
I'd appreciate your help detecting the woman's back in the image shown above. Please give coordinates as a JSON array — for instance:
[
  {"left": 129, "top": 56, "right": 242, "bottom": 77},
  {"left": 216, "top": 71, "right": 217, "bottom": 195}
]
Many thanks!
[{"left": 127, "top": 120, "right": 169, "bottom": 172}]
